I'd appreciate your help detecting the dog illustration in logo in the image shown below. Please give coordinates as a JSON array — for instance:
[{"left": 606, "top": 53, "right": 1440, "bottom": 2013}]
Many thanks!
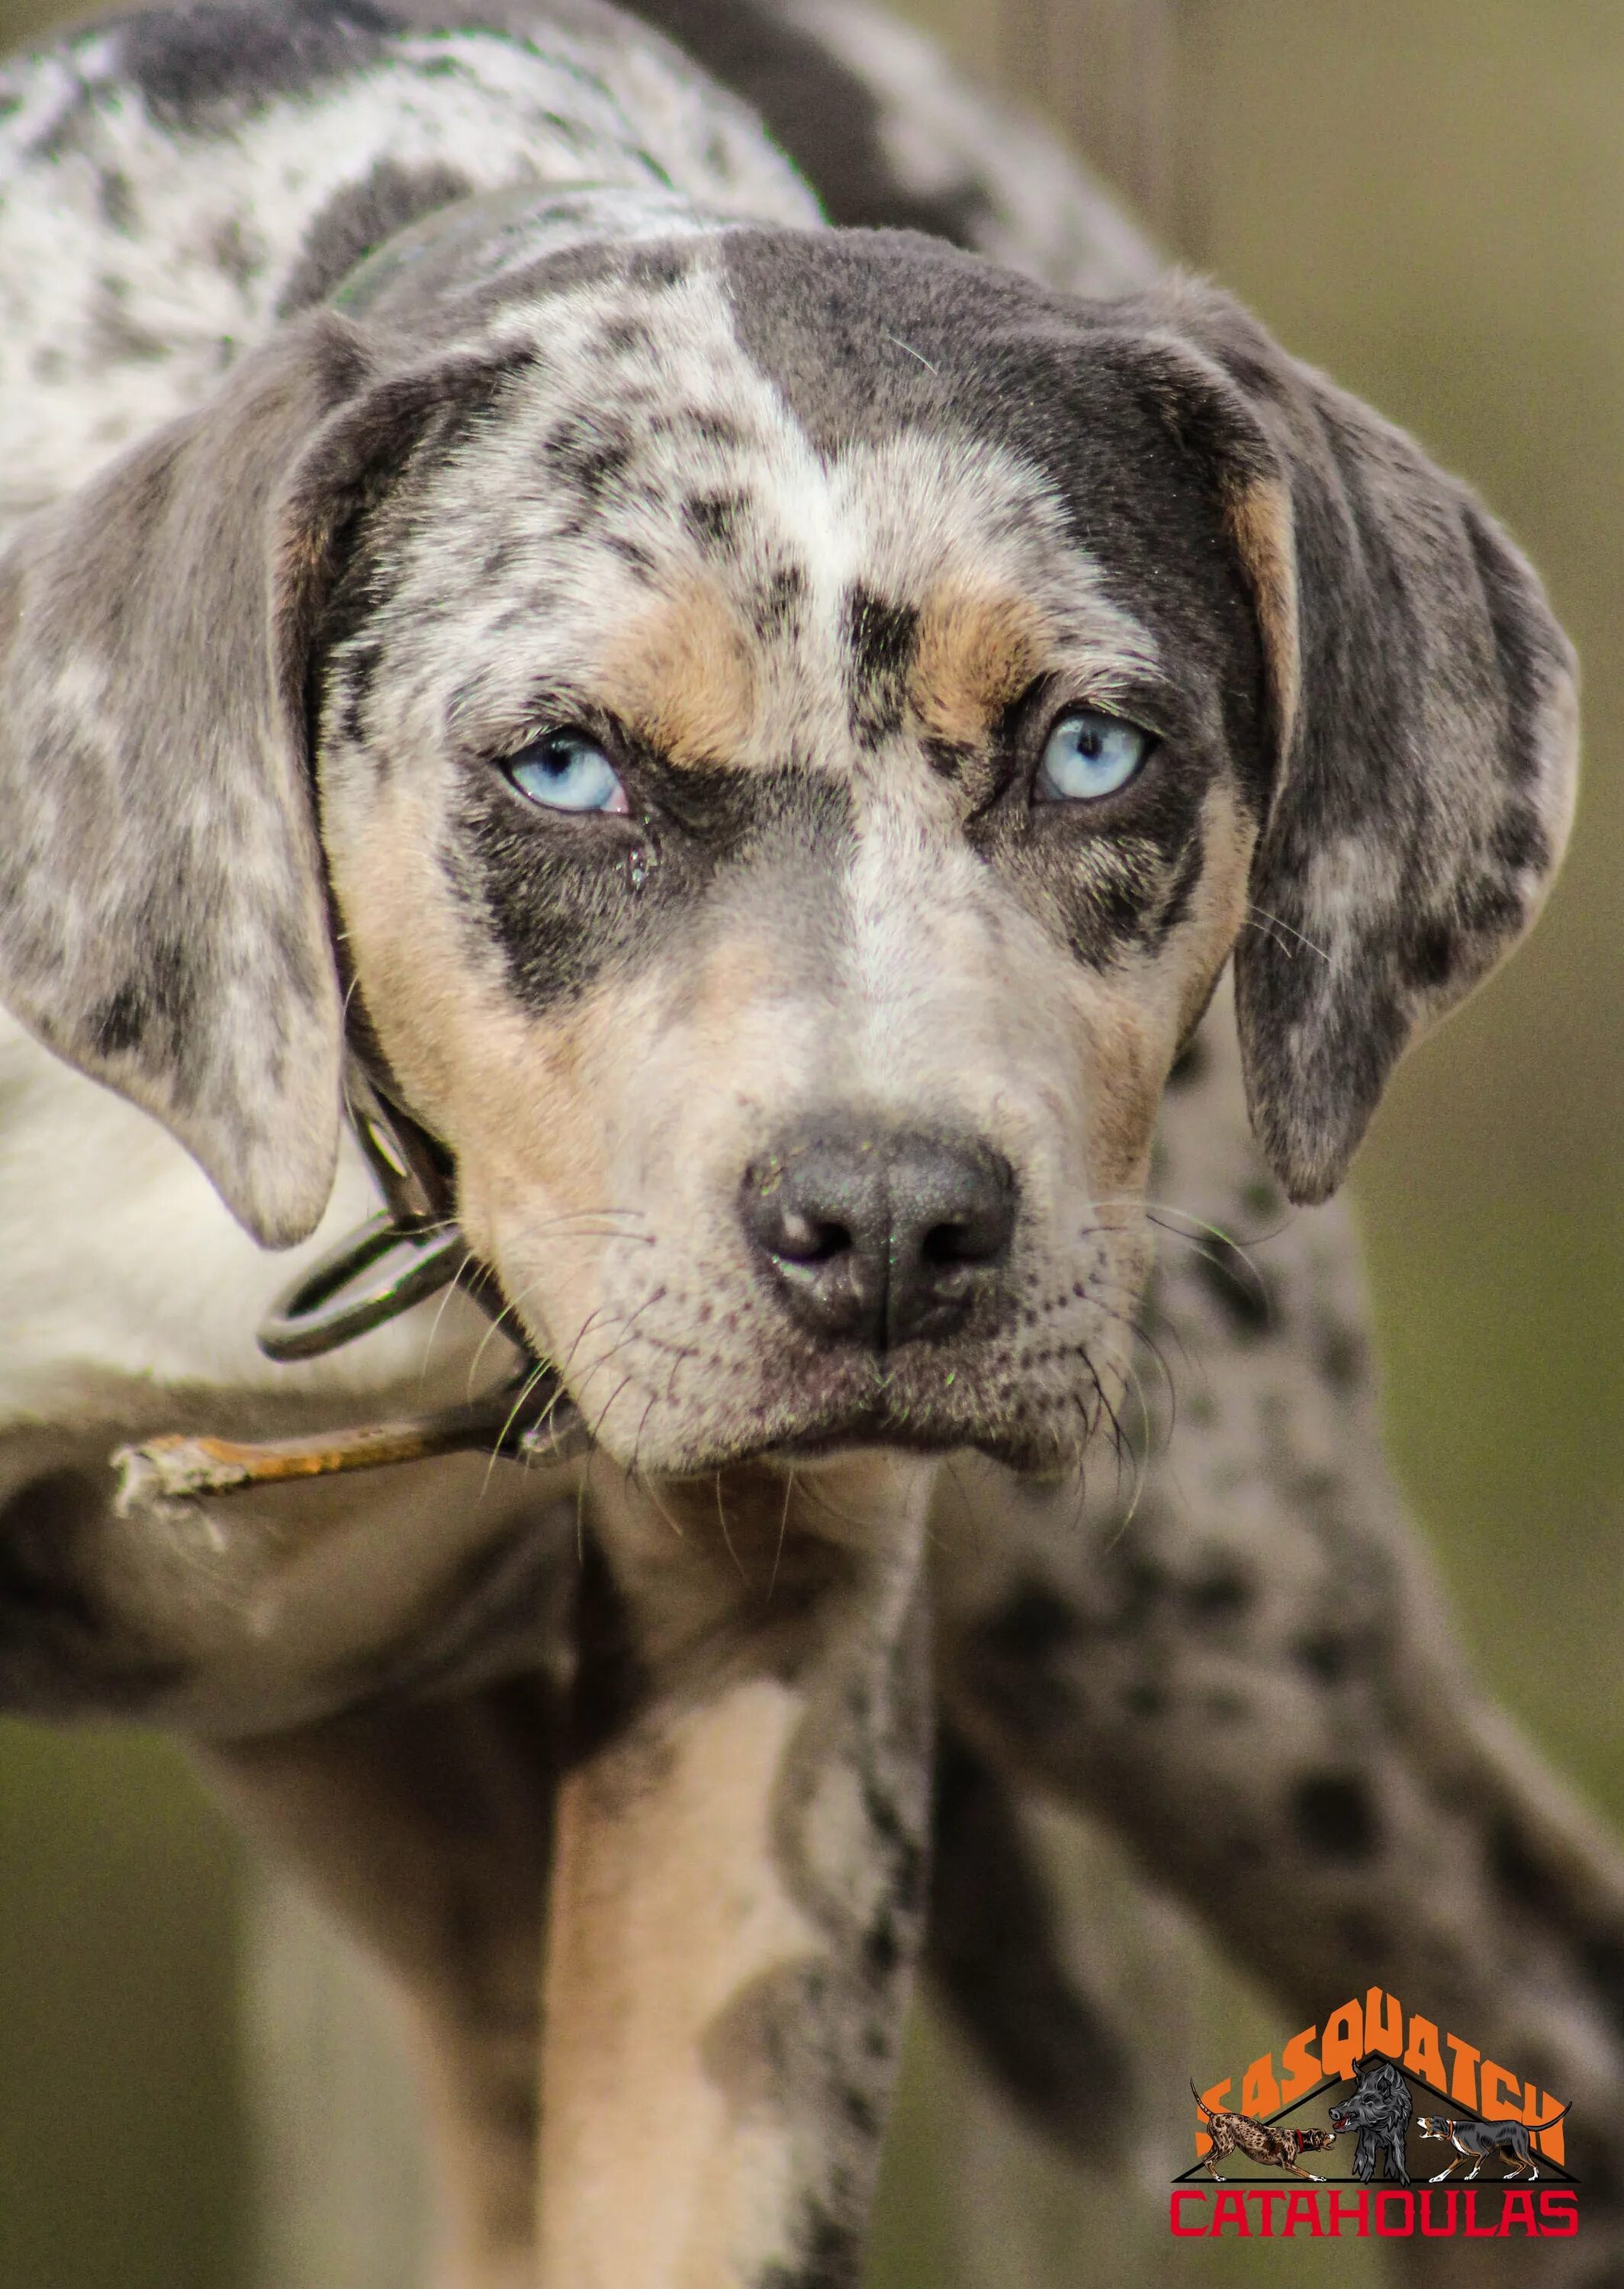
[
  {"left": 1190, "top": 2083, "right": 1338, "bottom": 2181},
  {"left": 1415, "top": 2102, "right": 1571, "bottom": 2182},
  {"left": 1330, "top": 2059, "right": 1413, "bottom": 2184}
]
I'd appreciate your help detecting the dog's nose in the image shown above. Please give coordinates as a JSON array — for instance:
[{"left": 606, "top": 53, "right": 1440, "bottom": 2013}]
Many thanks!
[{"left": 741, "top": 1123, "right": 1015, "bottom": 1349}]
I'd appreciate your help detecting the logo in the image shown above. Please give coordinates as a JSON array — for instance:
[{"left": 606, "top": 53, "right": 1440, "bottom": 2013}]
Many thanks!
[{"left": 1172, "top": 1988, "right": 1577, "bottom": 2242}]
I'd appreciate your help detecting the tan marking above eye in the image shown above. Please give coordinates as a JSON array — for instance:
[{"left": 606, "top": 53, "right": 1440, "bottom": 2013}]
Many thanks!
[
  {"left": 908, "top": 584, "right": 1050, "bottom": 749},
  {"left": 597, "top": 579, "right": 757, "bottom": 770}
]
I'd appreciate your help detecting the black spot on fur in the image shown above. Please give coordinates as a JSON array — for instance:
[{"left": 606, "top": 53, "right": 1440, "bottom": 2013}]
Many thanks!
[
  {"left": 278, "top": 156, "right": 477, "bottom": 316},
  {"left": 1487, "top": 1814, "right": 1563, "bottom": 1920},
  {"left": 1319, "top": 1322, "right": 1368, "bottom": 1392},
  {"left": 1293, "top": 1772, "right": 1379, "bottom": 1862},
  {"left": 1294, "top": 1629, "right": 1357, "bottom": 1685},
  {"left": 328, "top": 637, "right": 384, "bottom": 749},
  {"left": 632, "top": 0, "right": 994, "bottom": 250},
  {"left": 116, "top": 0, "right": 398, "bottom": 122},
  {"left": 927, "top": 1728, "right": 1131, "bottom": 2159},
  {"left": 1194, "top": 1235, "right": 1272, "bottom": 1334},
  {"left": 1146, "top": 832, "right": 1204, "bottom": 948},
  {"left": 88, "top": 937, "right": 198, "bottom": 1067},
  {"left": 844, "top": 584, "right": 918, "bottom": 745},
  {"left": 1184, "top": 1557, "right": 1253, "bottom": 1622},
  {"left": 683, "top": 490, "right": 748, "bottom": 552},
  {"left": 96, "top": 168, "right": 137, "bottom": 233},
  {"left": 566, "top": 1534, "right": 649, "bottom": 1766},
  {"left": 542, "top": 410, "right": 636, "bottom": 501},
  {"left": 750, "top": 563, "right": 806, "bottom": 640},
  {"left": 756, "top": 2200, "right": 863, "bottom": 2289},
  {"left": 979, "top": 1580, "right": 1081, "bottom": 1665}
]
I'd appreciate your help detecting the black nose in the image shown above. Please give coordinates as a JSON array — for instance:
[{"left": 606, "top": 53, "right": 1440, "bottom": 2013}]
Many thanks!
[{"left": 741, "top": 1123, "right": 1016, "bottom": 1350}]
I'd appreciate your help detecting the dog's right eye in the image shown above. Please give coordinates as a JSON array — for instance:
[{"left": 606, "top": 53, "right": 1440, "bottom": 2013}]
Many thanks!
[{"left": 505, "top": 731, "right": 629, "bottom": 815}]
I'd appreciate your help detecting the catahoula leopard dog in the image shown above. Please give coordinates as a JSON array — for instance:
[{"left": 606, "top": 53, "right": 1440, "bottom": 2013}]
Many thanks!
[{"left": 2, "top": 4, "right": 1619, "bottom": 2285}]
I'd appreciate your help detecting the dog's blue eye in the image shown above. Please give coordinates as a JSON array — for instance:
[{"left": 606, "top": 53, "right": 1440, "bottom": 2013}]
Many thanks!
[
  {"left": 506, "top": 732, "right": 627, "bottom": 814},
  {"left": 1037, "top": 709, "right": 1152, "bottom": 802}
]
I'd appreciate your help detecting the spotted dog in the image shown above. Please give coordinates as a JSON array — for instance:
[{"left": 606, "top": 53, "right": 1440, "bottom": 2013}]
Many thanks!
[
  {"left": 1191, "top": 2082, "right": 1336, "bottom": 2181},
  {"left": 1417, "top": 2108, "right": 1570, "bottom": 2183},
  {"left": 0, "top": 2, "right": 1598, "bottom": 2284}
]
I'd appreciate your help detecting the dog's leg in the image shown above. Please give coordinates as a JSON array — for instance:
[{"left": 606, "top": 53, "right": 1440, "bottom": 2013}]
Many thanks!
[
  {"left": 0, "top": 1417, "right": 577, "bottom": 1734},
  {"left": 207, "top": 1678, "right": 561, "bottom": 2289},
  {"left": 537, "top": 1455, "right": 933, "bottom": 2289}
]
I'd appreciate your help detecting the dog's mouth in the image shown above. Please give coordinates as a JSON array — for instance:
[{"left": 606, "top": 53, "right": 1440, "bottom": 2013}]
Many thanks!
[{"left": 564, "top": 1330, "right": 1101, "bottom": 1480}]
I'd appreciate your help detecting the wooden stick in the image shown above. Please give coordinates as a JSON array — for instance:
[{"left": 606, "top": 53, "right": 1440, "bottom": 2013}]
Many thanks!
[{"left": 113, "top": 1386, "right": 587, "bottom": 1512}]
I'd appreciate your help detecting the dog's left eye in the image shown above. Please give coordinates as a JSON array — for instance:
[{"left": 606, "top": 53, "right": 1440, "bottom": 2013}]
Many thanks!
[
  {"left": 505, "top": 731, "right": 629, "bottom": 815},
  {"left": 1037, "top": 708, "right": 1153, "bottom": 803}
]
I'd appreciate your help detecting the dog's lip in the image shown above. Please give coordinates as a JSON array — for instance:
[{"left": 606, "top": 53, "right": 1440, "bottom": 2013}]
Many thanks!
[{"left": 687, "top": 1389, "right": 1066, "bottom": 1476}]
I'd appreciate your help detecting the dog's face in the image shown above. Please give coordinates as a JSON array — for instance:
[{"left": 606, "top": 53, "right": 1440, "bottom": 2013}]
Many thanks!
[
  {"left": 316, "top": 237, "right": 1265, "bottom": 1472},
  {"left": 1294, "top": 2127, "right": 1336, "bottom": 2152},
  {"left": 1330, "top": 2064, "right": 1410, "bottom": 2132},
  {"left": 0, "top": 211, "right": 1578, "bottom": 1479}
]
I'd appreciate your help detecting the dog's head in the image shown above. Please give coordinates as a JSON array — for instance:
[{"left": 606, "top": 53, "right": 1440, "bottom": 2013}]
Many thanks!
[
  {"left": 0, "top": 204, "right": 1577, "bottom": 1474},
  {"left": 1412, "top": 2118, "right": 1449, "bottom": 2141},
  {"left": 1294, "top": 2127, "right": 1336, "bottom": 2153},
  {"left": 1330, "top": 2060, "right": 1413, "bottom": 2133}
]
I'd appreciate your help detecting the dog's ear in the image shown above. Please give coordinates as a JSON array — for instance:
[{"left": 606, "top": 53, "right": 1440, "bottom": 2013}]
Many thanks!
[
  {"left": 0, "top": 314, "right": 503, "bottom": 1245},
  {"left": 1114, "top": 285, "right": 1578, "bottom": 1204}
]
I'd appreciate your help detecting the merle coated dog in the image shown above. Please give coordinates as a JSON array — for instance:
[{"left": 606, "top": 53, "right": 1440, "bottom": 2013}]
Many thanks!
[
  {"left": 1191, "top": 2082, "right": 1336, "bottom": 2181},
  {"left": 0, "top": 1, "right": 1584, "bottom": 2282}
]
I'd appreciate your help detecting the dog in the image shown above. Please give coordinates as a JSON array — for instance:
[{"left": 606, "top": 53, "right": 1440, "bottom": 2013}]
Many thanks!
[
  {"left": 0, "top": 1, "right": 1593, "bottom": 2281},
  {"left": 1191, "top": 2082, "right": 1336, "bottom": 2181},
  {"left": 1330, "top": 2058, "right": 1414, "bottom": 2186},
  {"left": 1416, "top": 2105, "right": 1571, "bottom": 2182}
]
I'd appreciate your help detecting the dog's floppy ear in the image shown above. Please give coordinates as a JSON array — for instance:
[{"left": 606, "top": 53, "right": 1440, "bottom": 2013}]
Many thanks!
[
  {"left": 1122, "top": 285, "right": 1578, "bottom": 1204},
  {"left": 0, "top": 314, "right": 497, "bottom": 1245}
]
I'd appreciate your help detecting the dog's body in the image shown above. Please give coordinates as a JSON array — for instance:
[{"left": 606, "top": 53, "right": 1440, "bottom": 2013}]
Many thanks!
[
  {"left": 2, "top": 5, "right": 1621, "bottom": 2285},
  {"left": 1416, "top": 2107, "right": 1570, "bottom": 2183},
  {"left": 1191, "top": 2083, "right": 1335, "bottom": 2181}
]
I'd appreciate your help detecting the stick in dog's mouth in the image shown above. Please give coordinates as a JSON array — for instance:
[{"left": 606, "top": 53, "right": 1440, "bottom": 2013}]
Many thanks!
[
  {"left": 112, "top": 1373, "right": 590, "bottom": 1513},
  {"left": 112, "top": 1198, "right": 590, "bottom": 1512}
]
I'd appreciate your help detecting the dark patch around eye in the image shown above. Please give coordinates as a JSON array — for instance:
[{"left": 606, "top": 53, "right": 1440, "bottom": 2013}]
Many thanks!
[
  {"left": 981, "top": 732, "right": 1216, "bottom": 971},
  {"left": 844, "top": 584, "right": 918, "bottom": 746},
  {"left": 442, "top": 763, "right": 854, "bottom": 1016},
  {"left": 1147, "top": 834, "right": 1205, "bottom": 947}
]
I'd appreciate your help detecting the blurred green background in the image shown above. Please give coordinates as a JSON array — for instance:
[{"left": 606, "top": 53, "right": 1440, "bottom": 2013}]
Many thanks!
[{"left": 1, "top": 0, "right": 1620, "bottom": 2282}]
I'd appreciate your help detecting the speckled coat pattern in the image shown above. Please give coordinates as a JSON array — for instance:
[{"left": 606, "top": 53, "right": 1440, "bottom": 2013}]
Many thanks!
[{"left": 0, "top": 5, "right": 1618, "bottom": 2287}]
